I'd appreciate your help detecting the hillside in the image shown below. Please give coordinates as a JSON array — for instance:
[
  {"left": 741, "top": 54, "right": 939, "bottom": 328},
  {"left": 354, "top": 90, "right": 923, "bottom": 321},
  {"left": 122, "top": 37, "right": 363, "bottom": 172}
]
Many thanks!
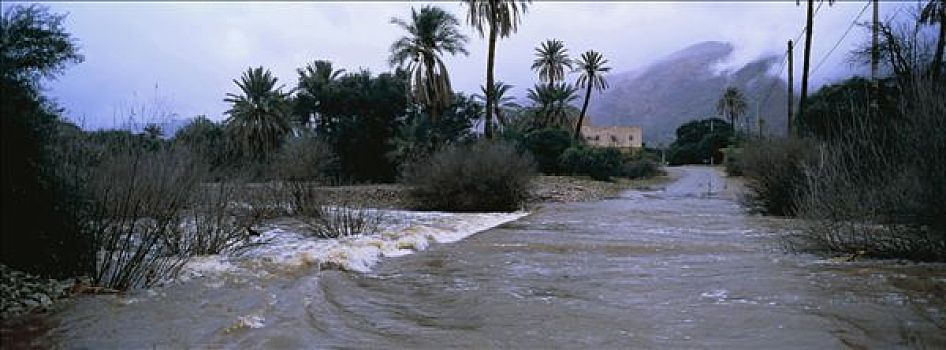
[{"left": 587, "top": 41, "right": 790, "bottom": 145}]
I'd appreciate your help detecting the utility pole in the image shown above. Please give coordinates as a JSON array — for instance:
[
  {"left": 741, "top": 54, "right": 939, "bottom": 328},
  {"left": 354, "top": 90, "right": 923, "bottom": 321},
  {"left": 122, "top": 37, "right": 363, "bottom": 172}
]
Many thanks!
[
  {"left": 787, "top": 40, "right": 794, "bottom": 137},
  {"left": 799, "top": 0, "right": 814, "bottom": 129},
  {"left": 870, "top": 0, "right": 880, "bottom": 115}
]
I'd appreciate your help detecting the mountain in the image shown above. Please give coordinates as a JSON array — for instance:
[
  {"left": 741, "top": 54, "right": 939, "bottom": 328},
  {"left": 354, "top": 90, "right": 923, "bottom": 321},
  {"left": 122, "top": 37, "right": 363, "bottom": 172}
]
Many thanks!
[{"left": 586, "top": 41, "right": 790, "bottom": 145}]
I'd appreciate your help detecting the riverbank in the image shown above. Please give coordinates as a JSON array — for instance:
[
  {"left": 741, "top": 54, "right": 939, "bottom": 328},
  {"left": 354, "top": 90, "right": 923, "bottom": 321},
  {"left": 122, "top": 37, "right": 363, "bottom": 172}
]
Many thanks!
[
  {"left": 22, "top": 166, "right": 944, "bottom": 348},
  {"left": 310, "top": 173, "right": 677, "bottom": 209},
  {"left": 0, "top": 173, "right": 671, "bottom": 323},
  {"left": 0, "top": 265, "right": 71, "bottom": 321}
]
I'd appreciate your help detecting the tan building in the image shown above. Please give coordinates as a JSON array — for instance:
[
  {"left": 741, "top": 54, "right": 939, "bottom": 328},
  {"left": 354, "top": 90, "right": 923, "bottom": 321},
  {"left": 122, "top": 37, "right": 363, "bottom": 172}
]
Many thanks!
[{"left": 580, "top": 124, "right": 643, "bottom": 151}]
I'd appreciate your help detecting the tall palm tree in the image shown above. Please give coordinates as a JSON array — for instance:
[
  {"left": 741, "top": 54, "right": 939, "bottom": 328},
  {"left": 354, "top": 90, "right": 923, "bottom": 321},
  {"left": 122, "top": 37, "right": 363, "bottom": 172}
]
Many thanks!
[
  {"left": 389, "top": 5, "right": 469, "bottom": 121},
  {"left": 798, "top": 0, "right": 835, "bottom": 123},
  {"left": 224, "top": 66, "right": 291, "bottom": 160},
  {"left": 716, "top": 87, "right": 748, "bottom": 133},
  {"left": 573, "top": 50, "right": 610, "bottom": 140},
  {"left": 527, "top": 82, "right": 579, "bottom": 129},
  {"left": 532, "top": 39, "right": 572, "bottom": 88},
  {"left": 920, "top": 0, "right": 945, "bottom": 80},
  {"left": 295, "top": 60, "right": 345, "bottom": 129},
  {"left": 464, "top": 0, "right": 531, "bottom": 139},
  {"left": 473, "top": 81, "right": 519, "bottom": 130}
]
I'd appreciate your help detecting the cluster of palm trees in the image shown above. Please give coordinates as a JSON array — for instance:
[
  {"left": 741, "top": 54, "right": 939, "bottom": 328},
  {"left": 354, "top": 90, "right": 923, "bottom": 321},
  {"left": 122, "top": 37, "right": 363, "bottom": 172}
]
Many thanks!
[
  {"left": 716, "top": 86, "right": 748, "bottom": 133},
  {"left": 523, "top": 39, "right": 611, "bottom": 140},
  {"left": 222, "top": 0, "right": 616, "bottom": 160},
  {"left": 384, "top": 0, "right": 532, "bottom": 139},
  {"left": 383, "top": 1, "right": 613, "bottom": 140}
]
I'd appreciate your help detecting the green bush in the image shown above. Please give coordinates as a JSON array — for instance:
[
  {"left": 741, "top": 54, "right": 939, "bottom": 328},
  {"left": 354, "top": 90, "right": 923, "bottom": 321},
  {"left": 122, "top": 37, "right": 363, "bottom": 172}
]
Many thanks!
[
  {"left": 402, "top": 140, "right": 536, "bottom": 212},
  {"left": 172, "top": 116, "right": 231, "bottom": 173},
  {"left": 522, "top": 128, "right": 574, "bottom": 174},
  {"left": 722, "top": 145, "right": 744, "bottom": 176},
  {"left": 559, "top": 145, "right": 624, "bottom": 181},
  {"left": 622, "top": 157, "right": 661, "bottom": 179},
  {"left": 667, "top": 118, "right": 733, "bottom": 165}
]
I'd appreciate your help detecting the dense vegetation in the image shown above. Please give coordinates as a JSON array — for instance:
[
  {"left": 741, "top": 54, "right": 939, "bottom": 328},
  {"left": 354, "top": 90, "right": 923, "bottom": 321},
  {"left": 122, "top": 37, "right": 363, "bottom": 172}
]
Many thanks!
[
  {"left": 666, "top": 118, "right": 734, "bottom": 165},
  {"left": 1, "top": 3, "right": 660, "bottom": 288},
  {"left": 734, "top": 7, "right": 945, "bottom": 261}
]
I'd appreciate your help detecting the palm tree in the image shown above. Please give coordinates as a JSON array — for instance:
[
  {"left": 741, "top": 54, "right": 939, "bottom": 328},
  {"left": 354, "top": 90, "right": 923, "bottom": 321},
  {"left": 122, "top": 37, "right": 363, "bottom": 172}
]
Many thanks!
[
  {"left": 473, "top": 81, "right": 519, "bottom": 130},
  {"left": 573, "top": 50, "right": 611, "bottom": 140},
  {"left": 532, "top": 39, "right": 572, "bottom": 88},
  {"left": 527, "top": 82, "right": 579, "bottom": 129},
  {"left": 464, "top": 0, "right": 531, "bottom": 139},
  {"left": 798, "top": 0, "right": 835, "bottom": 123},
  {"left": 295, "top": 60, "right": 345, "bottom": 129},
  {"left": 920, "top": 0, "right": 945, "bottom": 80},
  {"left": 389, "top": 5, "right": 469, "bottom": 121},
  {"left": 224, "top": 66, "right": 291, "bottom": 160},
  {"left": 716, "top": 87, "right": 748, "bottom": 133}
]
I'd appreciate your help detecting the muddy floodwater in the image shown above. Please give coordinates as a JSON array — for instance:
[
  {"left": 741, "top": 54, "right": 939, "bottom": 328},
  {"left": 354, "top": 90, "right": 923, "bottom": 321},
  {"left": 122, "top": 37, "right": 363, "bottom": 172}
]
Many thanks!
[{"left": 25, "top": 166, "right": 946, "bottom": 348}]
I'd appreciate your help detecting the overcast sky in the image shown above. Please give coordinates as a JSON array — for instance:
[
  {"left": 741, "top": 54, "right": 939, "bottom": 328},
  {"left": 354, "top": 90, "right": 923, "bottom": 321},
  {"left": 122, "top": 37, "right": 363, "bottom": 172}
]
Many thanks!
[{"left": 10, "top": 1, "right": 916, "bottom": 129}]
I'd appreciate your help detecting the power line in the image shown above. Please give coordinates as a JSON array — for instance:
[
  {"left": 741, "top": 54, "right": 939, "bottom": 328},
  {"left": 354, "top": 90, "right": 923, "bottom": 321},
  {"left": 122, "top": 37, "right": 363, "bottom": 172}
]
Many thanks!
[
  {"left": 758, "top": 0, "right": 867, "bottom": 107},
  {"left": 811, "top": 1, "right": 872, "bottom": 77},
  {"left": 758, "top": 0, "right": 827, "bottom": 107}
]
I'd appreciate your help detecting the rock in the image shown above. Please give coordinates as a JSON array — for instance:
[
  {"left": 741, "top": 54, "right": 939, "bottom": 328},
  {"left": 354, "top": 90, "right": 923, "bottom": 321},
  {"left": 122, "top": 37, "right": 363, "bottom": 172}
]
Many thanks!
[{"left": 0, "top": 264, "right": 77, "bottom": 319}]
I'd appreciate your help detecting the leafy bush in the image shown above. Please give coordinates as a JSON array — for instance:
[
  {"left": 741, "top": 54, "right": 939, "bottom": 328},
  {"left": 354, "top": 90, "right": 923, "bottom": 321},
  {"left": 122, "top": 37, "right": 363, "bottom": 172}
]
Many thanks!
[
  {"left": 1, "top": 80, "right": 91, "bottom": 277},
  {"left": 667, "top": 118, "right": 733, "bottom": 165},
  {"left": 402, "top": 140, "right": 536, "bottom": 212},
  {"left": 722, "top": 145, "right": 744, "bottom": 176},
  {"left": 172, "top": 116, "right": 231, "bottom": 173},
  {"left": 559, "top": 145, "right": 624, "bottom": 181},
  {"left": 522, "top": 128, "right": 574, "bottom": 174},
  {"left": 622, "top": 157, "right": 661, "bottom": 179},
  {"left": 739, "top": 137, "right": 816, "bottom": 216},
  {"left": 315, "top": 69, "right": 411, "bottom": 182}
]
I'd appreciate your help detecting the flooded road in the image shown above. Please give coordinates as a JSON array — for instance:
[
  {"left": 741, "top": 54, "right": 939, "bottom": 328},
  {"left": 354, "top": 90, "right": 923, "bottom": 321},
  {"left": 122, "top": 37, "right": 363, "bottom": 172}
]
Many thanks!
[{"left": 38, "top": 166, "right": 946, "bottom": 348}]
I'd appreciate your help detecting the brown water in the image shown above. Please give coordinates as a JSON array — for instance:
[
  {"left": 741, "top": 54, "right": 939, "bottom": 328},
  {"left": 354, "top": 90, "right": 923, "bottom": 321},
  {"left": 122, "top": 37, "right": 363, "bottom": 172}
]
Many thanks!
[{"left": 30, "top": 166, "right": 946, "bottom": 348}]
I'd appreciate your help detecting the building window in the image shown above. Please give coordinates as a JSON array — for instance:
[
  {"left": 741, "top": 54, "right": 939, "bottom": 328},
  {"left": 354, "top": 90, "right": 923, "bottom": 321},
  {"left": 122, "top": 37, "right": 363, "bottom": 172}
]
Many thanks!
[{"left": 628, "top": 135, "right": 634, "bottom": 141}]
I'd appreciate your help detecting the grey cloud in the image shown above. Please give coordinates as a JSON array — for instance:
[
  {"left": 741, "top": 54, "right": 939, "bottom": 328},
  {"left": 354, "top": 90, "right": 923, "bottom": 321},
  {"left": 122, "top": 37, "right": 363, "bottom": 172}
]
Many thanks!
[{"left": 12, "top": 1, "right": 910, "bottom": 129}]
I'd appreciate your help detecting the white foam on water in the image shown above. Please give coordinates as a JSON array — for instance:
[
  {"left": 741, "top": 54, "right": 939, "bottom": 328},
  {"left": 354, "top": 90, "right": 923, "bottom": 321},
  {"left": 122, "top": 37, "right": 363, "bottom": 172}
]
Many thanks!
[
  {"left": 177, "top": 210, "right": 528, "bottom": 279},
  {"left": 236, "top": 314, "right": 266, "bottom": 329}
]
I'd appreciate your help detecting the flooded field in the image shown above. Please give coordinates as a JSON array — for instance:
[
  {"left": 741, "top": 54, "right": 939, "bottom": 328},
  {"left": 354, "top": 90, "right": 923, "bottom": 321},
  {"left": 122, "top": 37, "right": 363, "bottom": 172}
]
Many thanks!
[{"left": 22, "top": 167, "right": 946, "bottom": 348}]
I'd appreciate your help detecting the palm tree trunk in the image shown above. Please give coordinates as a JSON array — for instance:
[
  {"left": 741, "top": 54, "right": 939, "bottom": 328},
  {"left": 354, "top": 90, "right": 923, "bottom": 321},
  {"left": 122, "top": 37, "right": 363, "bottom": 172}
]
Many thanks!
[
  {"left": 484, "top": 25, "right": 497, "bottom": 139},
  {"left": 799, "top": 0, "right": 814, "bottom": 121},
  {"left": 933, "top": 20, "right": 944, "bottom": 80},
  {"left": 495, "top": 107, "right": 507, "bottom": 128},
  {"left": 575, "top": 83, "right": 592, "bottom": 140},
  {"left": 426, "top": 58, "right": 440, "bottom": 122}
]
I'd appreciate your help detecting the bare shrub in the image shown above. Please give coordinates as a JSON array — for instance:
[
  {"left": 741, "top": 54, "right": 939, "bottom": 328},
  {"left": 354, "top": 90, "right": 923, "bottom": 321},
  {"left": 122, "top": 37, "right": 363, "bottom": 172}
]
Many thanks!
[
  {"left": 238, "top": 182, "right": 292, "bottom": 222},
  {"left": 298, "top": 203, "right": 386, "bottom": 239},
  {"left": 272, "top": 134, "right": 338, "bottom": 182},
  {"left": 402, "top": 140, "right": 536, "bottom": 212},
  {"left": 164, "top": 181, "right": 257, "bottom": 256},
  {"left": 790, "top": 76, "right": 946, "bottom": 261},
  {"left": 83, "top": 149, "right": 202, "bottom": 290},
  {"left": 739, "top": 137, "right": 817, "bottom": 216}
]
